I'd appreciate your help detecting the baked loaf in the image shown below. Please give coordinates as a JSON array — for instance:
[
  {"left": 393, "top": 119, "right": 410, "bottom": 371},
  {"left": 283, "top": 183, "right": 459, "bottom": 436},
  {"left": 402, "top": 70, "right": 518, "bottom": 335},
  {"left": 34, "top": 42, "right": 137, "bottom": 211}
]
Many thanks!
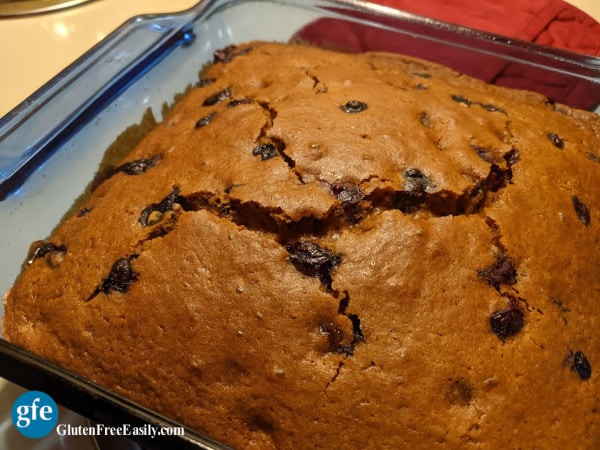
[{"left": 3, "top": 41, "right": 600, "bottom": 449}]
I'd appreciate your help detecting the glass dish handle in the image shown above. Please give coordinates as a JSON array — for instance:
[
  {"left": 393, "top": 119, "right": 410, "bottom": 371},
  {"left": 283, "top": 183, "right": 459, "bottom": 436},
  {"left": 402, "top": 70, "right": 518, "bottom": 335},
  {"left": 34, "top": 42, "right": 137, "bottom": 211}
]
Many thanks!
[{"left": 0, "top": 11, "right": 196, "bottom": 200}]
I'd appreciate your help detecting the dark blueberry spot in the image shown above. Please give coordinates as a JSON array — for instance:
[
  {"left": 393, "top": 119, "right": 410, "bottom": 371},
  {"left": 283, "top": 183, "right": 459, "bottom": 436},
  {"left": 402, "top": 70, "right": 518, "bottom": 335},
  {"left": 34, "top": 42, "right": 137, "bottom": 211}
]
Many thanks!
[
  {"left": 227, "top": 99, "right": 254, "bottom": 108},
  {"left": 571, "top": 195, "right": 591, "bottom": 226},
  {"left": 213, "top": 45, "right": 252, "bottom": 64},
  {"left": 572, "top": 351, "right": 592, "bottom": 380},
  {"left": 87, "top": 255, "right": 139, "bottom": 301},
  {"left": 27, "top": 241, "right": 67, "bottom": 265},
  {"left": 102, "top": 258, "right": 137, "bottom": 293},
  {"left": 202, "top": 87, "right": 232, "bottom": 106},
  {"left": 139, "top": 187, "right": 182, "bottom": 227},
  {"left": 503, "top": 148, "right": 520, "bottom": 167},
  {"left": 330, "top": 182, "right": 364, "bottom": 204},
  {"left": 195, "top": 111, "right": 217, "bottom": 129},
  {"left": 484, "top": 163, "right": 510, "bottom": 191},
  {"left": 478, "top": 254, "right": 518, "bottom": 290},
  {"left": 78, "top": 207, "right": 93, "bottom": 217},
  {"left": 403, "top": 168, "right": 436, "bottom": 193},
  {"left": 479, "top": 103, "right": 506, "bottom": 114},
  {"left": 547, "top": 132, "right": 564, "bottom": 149},
  {"left": 114, "top": 156, "right": 160, "bottom": 175},
  {"left": 446, "top": 379, "right": 473, "bottom": 405},
  {"left": 451, "top": 94, "right": 472, "bottom": 107},
  {"left": 252, "top": 143, "right": 277, "bottom": 161},
  {"left": 490, "top": 308, "right": 524, "bottom": 341},
  {"left": 286, "top": 241, "right": 341, "bottom": 285},
  {"left": 403, "top": 167, "right": 427, "bottom": 182},
  {"left": 586, "top": 151, "right": 600, "bottom": 164},
  {"left": 419, "top": 111, "right": 432, "bottom": 128},
  {"left": 471, "top": 145, "right": 494, "bottom": 163},
  {"left": 196, "top": 78, "right": 216, "bottom": 87},
  {"left": 213, "top": 45, "right": 237, "bottom": 63},
  {"left": 340, "top": 100, "right": 368, "bottom": 113}
]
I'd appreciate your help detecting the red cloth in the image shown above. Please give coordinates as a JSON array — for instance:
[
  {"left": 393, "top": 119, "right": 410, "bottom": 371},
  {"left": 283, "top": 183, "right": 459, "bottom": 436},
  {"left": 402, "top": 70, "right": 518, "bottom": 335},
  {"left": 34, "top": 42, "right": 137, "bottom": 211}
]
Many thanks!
[
  {"left": 374, "top": 0, "right": 600, "bottom": 56},
  {"left": 294, "top": 0, "right": 600, "bottom": 109}
]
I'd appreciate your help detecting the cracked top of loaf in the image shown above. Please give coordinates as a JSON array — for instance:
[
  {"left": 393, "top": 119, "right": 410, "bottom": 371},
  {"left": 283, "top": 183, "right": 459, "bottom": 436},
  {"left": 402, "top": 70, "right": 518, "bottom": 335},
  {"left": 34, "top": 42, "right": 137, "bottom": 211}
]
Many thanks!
[{"left": 3, "top": 41, "right": 600, "bottom": 448}]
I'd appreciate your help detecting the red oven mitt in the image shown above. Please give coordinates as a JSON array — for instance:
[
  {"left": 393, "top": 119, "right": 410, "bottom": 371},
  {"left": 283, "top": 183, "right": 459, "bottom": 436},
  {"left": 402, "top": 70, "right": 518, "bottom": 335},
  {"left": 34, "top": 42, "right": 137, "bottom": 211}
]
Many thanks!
[
  {"left": 294, "top": 0, "right": 600, "bottom": 109},
  {"left": 375, "top": 0, "right": 600, "bottom": 56}
]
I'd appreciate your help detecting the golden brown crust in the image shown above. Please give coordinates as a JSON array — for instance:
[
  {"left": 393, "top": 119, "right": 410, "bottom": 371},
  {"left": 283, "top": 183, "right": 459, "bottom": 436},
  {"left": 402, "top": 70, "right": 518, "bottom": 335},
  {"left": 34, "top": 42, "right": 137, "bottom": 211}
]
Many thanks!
[{"left": 3, "top": 41, "right": 600, "bottom": 449}]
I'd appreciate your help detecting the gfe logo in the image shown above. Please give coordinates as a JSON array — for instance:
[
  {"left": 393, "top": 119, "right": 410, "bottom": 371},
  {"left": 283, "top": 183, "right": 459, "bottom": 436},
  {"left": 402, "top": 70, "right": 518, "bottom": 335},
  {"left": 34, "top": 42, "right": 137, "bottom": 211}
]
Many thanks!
[{"left": 11, "top": 391, "right": 59, "bottom": 438}]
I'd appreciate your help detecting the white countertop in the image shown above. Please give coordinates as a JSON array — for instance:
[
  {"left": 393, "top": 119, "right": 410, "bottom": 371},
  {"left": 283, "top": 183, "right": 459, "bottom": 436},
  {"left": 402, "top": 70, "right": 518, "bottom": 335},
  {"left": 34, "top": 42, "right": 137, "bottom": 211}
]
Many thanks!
[{"left": 0, "top": 0, "right": 599, "bottom": 118}]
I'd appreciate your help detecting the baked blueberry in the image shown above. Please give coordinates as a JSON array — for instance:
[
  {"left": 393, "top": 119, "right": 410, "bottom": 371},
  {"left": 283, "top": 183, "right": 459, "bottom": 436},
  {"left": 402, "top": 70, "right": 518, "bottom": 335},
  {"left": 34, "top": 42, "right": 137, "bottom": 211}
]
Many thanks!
[
  {"left": 340, "top": 100, "right": 368, "bottom": 113},
  {"left": 195, "top": 111, "right": 218, "bottom": 129},
  {"left": 451, "top": 94, "right": 472, "bottom": 107},
  {"left": 114, "top": 156, "right": 159, "bottom": 175},
  {"left": 27, "top": 242, "right": 67, "bottom": 265},
  {"left": 471, "top": 145, "right": 494, "bottom": 163},
  {"left": 547, "top": 132, "right": 564, "bottom": 149},
  {"left": 479, "top": 103, "right": 506, "bottom": 114},
  {"left": 571, "top": 195, "right": 591, "bottom": 226},
  {"left": 330, "top": 182, "right": 364, "bottom": 204},
  {"left": 139, "top": 187, "right": 182, "bottom": 227},
  {"left": 477, "top": 254, "right": 518, "bottom": 290},
  {"left": 418, "top": 111, "right": 432, "bottom": 128},
  {"left": 252, "top": 143, "right": 277, "bottom": 161},
  {"left": 196, "top": 78, "right": 216, "bottom": 87},
  {"left": 503, "top": 148, "right": 521, "bottom": 167},
  {"left": 572, "top": 351, "right": 592, "bottom": 380},
  {"left": 202, "top": 87, "right": 232, "bottom": 106},
  {"left": 490, "top": 308, "right": 524, "bottom": 341},
  {"left": 403, "top": 168, "right": 435, "bottom": 193},
  {"left": 213, "top": 45, "right": 251, "bottom": 63},
  {"left": 227, "top": 99, "right": 254, "bottom": 108},
  {"left": 87, "top": 255, "right": 139, "bottom": 301},
  {"left": 286, "top": 241, "right": 341, "bottom": 285},
  {"left": 78, "top": 207, "right": 93, "bottom": 217}
]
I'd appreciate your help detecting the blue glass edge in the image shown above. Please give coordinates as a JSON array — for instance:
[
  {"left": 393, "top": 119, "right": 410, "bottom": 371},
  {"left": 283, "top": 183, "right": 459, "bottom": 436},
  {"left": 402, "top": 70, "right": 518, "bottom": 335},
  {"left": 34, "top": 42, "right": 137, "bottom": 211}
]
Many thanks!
[{"left": 0, "top": 7, "right": 201, "bottom": 200}]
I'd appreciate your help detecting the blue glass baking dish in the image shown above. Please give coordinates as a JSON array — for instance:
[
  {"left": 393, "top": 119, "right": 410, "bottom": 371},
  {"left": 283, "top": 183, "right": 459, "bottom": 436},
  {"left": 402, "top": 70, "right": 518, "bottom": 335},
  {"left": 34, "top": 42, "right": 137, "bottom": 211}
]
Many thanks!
[{"left": 1, "top": 0, "right": 599, "bottom": 448}]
